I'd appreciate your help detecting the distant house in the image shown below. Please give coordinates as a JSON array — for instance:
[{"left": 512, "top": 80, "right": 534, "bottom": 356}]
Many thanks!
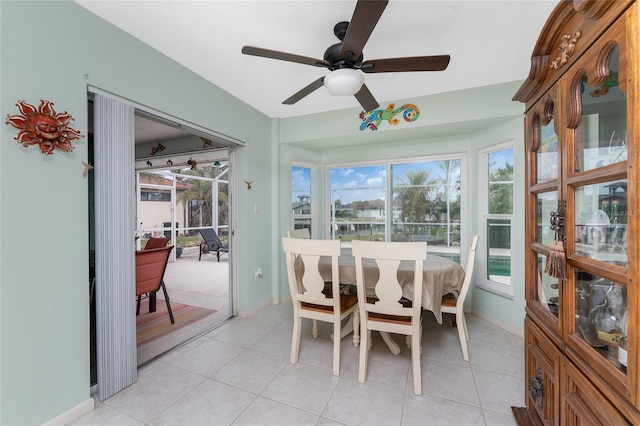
[
  {"left": 138, "top": 174, "right": 191, "bottom": 237},
  {"left": 292, "top": 195, "right": 311, "bottom": 215}
]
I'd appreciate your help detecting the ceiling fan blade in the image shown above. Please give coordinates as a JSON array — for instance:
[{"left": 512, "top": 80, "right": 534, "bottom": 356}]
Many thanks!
[
  {"left": 242, "top": 46, "right": 330, "bottom": 68},
  {"left": 340, "top": 0, "right": 388, "bottom": 61},
  {"left": 354, "top": 84, "right": 379, "bottom": 112},
  {"left": 283, "top": 77, "right": 326, "bottom": 105},
  {"left": 361, "top": 55, "right": 451, "bottom": 73}
]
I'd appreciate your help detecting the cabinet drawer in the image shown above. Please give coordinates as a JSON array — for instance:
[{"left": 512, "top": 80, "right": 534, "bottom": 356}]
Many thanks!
[{"left": 561, "top": 358, "right": 628, "bottom": 425}]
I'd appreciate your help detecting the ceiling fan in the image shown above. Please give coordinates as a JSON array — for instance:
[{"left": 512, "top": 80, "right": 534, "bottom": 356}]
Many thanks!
[{"left": 241, "top": 0, "right": 450, "bottom": 112}]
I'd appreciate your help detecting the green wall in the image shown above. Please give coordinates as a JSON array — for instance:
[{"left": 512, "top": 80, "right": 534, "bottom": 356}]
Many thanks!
[{"left": 0, "top": 1, "right": 271, "bottom": 424}]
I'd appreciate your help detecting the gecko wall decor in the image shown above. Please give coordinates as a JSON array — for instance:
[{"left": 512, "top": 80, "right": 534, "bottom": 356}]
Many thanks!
[{"left": 359, "top": 103, "right": 420, "bottom": 131}]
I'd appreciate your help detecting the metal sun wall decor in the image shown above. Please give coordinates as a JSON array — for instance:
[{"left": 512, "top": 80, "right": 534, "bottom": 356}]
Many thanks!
[
  {"left": 359, "top": 103, "right": 420, "bottom": 131},
  {"left": 5, "top": 99, "right": 84, "bottom": 155}
]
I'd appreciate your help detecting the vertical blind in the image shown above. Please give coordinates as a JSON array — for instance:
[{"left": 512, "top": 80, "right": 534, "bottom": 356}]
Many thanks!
[{"left": 93, "top": 93, "right": 137, "bottom": 400}]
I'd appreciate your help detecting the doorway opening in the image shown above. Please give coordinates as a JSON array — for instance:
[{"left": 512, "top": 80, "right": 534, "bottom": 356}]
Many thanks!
[
  {"left": 89, "top": 102, "right": 235, "bottom": 386},
  {"left": 134, "top": 161, "right": 232, "bottom": 365}
]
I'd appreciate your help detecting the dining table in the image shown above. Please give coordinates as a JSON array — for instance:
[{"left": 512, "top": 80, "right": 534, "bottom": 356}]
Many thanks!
[{"left": 314, "top": 246, "right": 466, "bottom": 354}]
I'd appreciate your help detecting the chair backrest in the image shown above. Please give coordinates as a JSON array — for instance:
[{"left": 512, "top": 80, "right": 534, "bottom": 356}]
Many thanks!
[
  {"left": 351, "top": 240, "right": 427, "bottom": 319},
  {"left": 143, "top": 237, "right": 170, "bottom": 250},
  {"left": 287, "top": 228, "right": 311, "bottom": 239},
  {"left": 457, "top": 235, "right": 479, "bottom": 306},
  {"left": 135, "top": 246, "right": 173, "bottom": 296},
  {"left": 199, "top": 228, "right": 224, "bottom": 249},
  {"left": 282, "top": 237, "right": 340, "bottom": 310}
]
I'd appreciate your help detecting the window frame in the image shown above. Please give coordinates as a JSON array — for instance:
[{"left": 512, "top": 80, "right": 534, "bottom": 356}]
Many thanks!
[
  {"left": 291, "top": 162, "right": 316, "bottom": 238},
  {"left": 477, "top": 141, "right": 515, "bottom": 299},
  {"left": 325, "top": 153, "right": 467, "bottom": 258}
]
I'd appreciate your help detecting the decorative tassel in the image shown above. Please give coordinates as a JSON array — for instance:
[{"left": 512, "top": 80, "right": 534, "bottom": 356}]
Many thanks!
[
  {"left": 545, "top": 204, "right": 567, "bottom": 280},
  {"left": 545, "top": 239, "right": 567, "bottom": 280}
]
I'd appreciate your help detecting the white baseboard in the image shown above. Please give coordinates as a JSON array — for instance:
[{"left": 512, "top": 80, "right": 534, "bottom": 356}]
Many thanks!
[
  {"left": 471, "top": 308, "right": 524, "bottom": 338},
  {"left": 42, "top": 398, "right": 94, "bottom": 426},
  {"left": 237, "top": 299, "right": 275, "bottom": 318},
  {"left": 237, "top": 297, "right": 291, "bottom": 318}
]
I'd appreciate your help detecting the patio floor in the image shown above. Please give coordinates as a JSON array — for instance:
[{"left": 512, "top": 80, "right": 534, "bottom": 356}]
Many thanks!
[{"left": 139, "top": 246, "right": 231, "bottom": 364}]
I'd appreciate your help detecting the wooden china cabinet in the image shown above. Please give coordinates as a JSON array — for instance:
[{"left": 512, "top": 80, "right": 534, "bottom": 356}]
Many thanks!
[{"left": 513, "top": 0, "right": 640, "bottom": 424}]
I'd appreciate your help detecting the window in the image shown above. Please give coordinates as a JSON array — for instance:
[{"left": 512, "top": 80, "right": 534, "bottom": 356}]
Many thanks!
[
  {"left": 140, "top": 191, "right": 171, "bottom": 201},
  {"left": 391, "top": 159, "right": 461, "bottom": 248},
  {"left": 478, "top": 143, "right": 514, "bottom": 297},
  {"left": 330, "top": 164, "right": 386, "bottom": 240},
  {"left": 328, "top": 155, "right": 464, "bottom": 261},
  {"left": 291, "top": 164, "right": 313, "bottom": 235}
]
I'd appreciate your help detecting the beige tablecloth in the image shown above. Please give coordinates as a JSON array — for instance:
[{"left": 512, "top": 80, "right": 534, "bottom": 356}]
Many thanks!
[{"left": 315, "top": 247, "right": 465, "bottom": 324}]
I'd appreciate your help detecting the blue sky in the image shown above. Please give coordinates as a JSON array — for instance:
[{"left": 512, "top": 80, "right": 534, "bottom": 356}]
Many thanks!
[
  {"left": 488, "top": 147, "right": 514, "bottom": 175},
  {"left": 292, "top": 160, "right": 466, "bottom": 205},
  {"left": 330, "top": 165, "right": 387, "bottom": 204}
]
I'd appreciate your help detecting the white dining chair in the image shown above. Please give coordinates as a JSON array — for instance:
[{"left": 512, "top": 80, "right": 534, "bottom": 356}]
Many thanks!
[
  {"left": 286, "top": 227, "right": 323, "bottom": 337},
  {"left": 282, "top": 237, "right": 359, "bottom": 376},
  {"left": 351, "top": 240, "right": 427, "bottom": 395},
  {"left": 440, "top": 235, "right": 479, "bottom": 361}
]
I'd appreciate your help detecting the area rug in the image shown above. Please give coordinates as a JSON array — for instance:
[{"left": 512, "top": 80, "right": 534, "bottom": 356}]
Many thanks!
[{"left": 136, "top": 298, "right": 217, "bottom": 347}]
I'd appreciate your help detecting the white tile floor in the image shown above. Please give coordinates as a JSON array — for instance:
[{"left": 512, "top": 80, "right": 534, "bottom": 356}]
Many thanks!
[{"left": 73, "top": 303, "right": 524, "bottom": 426}]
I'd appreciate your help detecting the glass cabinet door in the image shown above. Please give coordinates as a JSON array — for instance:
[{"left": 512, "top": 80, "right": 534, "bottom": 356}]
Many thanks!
[
  {"left": 528, "top": 101, "right": 562, "bottom": 322},
  {"left": 573, "top": 45, "right": 627, "bottom": 174},
  {"left": 564, "top": 21, "right": 632, "bottom": 398}
]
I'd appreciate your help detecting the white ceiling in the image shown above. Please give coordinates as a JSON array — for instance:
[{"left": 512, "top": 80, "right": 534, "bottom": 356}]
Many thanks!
[{"left": 75, "top": 1, "right": 557, "bottom": 120}]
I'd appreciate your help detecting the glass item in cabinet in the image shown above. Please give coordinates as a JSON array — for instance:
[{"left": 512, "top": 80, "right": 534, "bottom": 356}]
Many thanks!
[
  {"left": 590, "top": 284, "right": 626, "bottom": 350},
  {"left": 619, "top": 311, "right": 628, "bottom": 367},
  {"left": 574, "top": 180, "right": 628, "bottom": 266},
  {"left": 574, "top": 45, "right": 627, "bottom": 173},
  {"left": 537, "top": 191, "right": 558, "bottom": 246},
  {"left": 537, "top": 253, "right": 559, "bottom": 317},
  {"left": 575, "top": 270, "right": 627, "bottom": 367},
  {"left": 608, "top": 130, "right": 628, "bottom": 162}
]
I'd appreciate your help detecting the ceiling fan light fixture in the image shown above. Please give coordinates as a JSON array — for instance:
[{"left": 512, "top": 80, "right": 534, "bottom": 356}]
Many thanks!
[{"left": 324, "top": 68, "right": 364, "bottom": 96}]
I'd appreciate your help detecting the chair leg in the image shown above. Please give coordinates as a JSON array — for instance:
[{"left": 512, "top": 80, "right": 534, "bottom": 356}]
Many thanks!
[
  {"left": 411, "top": 331, "right": 422, "bottom": 395},
  {"left": 216, "top": 250, "right": 220, "bottom": 262},
  {"left": 358, "top": 328, "right": 370, "bottom": 384},
  {"left": 136, "top": 295, "right": 142, "bottom": 315},
  {"left": 332, "top": 320, "right": 341, "bottom": 376},
  {"left": 198, "top": 244, "right": 203, "bottom": 261},
  {"left": 461, "top": 312, "right": 469, "bottom": 342},
  {"left": 352, "top": 308, "right": 360, "bottom": 348},
  {"left": 457, "top": 312, "right": 469, "bottom": 361},
  {"left": 160, "top": 281, "right": 175, "bottom": 324},
  {"left": 291, "top": 313, "right": 302, "bottom": 365}
]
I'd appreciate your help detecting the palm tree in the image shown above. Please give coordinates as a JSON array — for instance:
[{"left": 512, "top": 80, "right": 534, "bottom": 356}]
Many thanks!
[
  {"left": 395, "top": 170, "right": 434, "bottom": 235},
  {"left": 179, "top": 164, "right": 229, "bottom": 230}
]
